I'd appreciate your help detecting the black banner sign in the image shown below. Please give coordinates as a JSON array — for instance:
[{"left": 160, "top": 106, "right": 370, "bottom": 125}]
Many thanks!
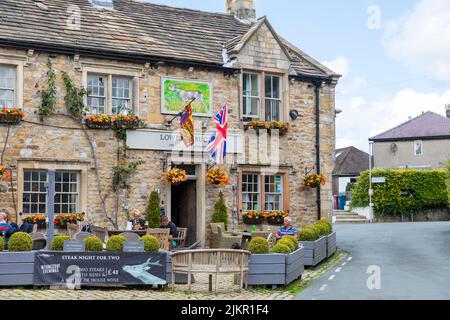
[{"left": 34, "top": 252, "right": 167, "bottom": 287}]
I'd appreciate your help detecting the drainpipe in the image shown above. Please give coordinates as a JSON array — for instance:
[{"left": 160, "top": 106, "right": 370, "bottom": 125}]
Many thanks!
[{"left": 314, "top": 81, "right": 322, "bottom": 221}]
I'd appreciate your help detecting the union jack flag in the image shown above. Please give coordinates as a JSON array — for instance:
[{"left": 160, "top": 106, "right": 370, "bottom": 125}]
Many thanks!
[{"left": 206, "top": 103, "right": 228, "bottom": 165}]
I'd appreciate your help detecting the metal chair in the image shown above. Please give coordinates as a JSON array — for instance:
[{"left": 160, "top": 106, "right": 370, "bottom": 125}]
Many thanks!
[
  {"left": 92, "top": 226, "right": 108, "bottom": 243},
  {"left": 119, "top": 232, "right": 141, "bottom": 242},
  {"left": 146, "top": 228, "right": 170, "bottom": 251},
  {"left": 73, "top": 232, "right": 94, "bottom": 241},
  {"left": 30, "top": 232, "right": 47, "bottom": 250},
  {"left": 173, "top": 228, "right": 188, "bottom": 248}
]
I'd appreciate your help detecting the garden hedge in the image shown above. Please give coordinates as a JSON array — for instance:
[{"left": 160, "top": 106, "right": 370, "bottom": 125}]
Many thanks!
[{"left": 351, "top": 169, "right": 448, "bottom": 216}]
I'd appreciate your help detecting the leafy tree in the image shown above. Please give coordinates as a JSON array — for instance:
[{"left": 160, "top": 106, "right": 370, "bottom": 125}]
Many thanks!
[
  {"left": 212, "top": 192, "right": 228, "bottom": 231},
  {"left": 147, "top": 191, "right": 161, "bottom": 228}
]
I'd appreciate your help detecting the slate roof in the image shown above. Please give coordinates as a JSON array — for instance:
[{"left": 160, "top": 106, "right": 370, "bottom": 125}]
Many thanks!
[
  {"left": 370, "top": 112, "right": 450, "bottom": 142},
  {"left": 333, "top": 146, "right": 369, "bottom": 176},
  {"left": 0, "top": 0, "right": 338, "bottom": 78}
]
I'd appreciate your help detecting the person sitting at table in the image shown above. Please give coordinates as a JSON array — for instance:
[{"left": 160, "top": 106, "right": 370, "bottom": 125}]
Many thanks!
[
  {"left": 130, "top": 209, "right": 146, "bottom": 231},
  {"left": 160, "top": 216, "right": 177, "bottom": 242},
  {"left": 276, "top": 217, "right": 299, "bottom": 239}
]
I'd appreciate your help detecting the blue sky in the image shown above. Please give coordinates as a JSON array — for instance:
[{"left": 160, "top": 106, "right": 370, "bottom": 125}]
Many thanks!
[{"left": 144, "top": 0, "right": 450, "bottom": 152}]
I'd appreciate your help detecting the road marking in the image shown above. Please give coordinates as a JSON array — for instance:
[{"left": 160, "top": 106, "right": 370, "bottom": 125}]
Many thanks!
[
  {"left": 319, "top": 285, "right": 328, "bottom": 291},
  {"left": 342, "top": 262, "right": 347, "bottom": 266},
  {"left": 347, "top": 257, "right": 353, "bottom": 262},
  {"left": 328, "top": 275, "right": 335, "bottom": 281},
  {"left": 335, "top": 267, "right": 342, "bottom": 273}
]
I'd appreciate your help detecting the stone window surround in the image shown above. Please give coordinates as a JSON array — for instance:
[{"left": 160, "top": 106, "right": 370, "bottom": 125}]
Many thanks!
[
  {"left": 0, "top": 54, "right": 25, "bottom": 109},
  {"left": 17, "top": 160, "right": 89, "bottom": 215},
  {"left": 239, "top": 67, "right": 289, "bottom": 122},
  {"left": 81, "top": 65, "right": 140, "bottom": 116},
  {"left": 238, "top": 166, "right": 290, "bottom": 214}
]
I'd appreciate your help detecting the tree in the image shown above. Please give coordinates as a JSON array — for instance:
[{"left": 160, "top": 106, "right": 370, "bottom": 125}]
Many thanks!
[
  {"left": 147, "top": 191, "right": 161, "bottom": 228},
  {"left": 212, "top": 192, "right": 228, "bottom": 231}
]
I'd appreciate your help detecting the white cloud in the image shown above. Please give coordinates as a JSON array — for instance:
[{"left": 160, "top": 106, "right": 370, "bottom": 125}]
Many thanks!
[
  {"left": 336, "top": 88, "right": 450, "bottom": 151},
  {"left": 322, "top": 56, "right": 349, "bottom": 78},
  {"left": 382, "top": 0, "right": 450, "bottom": 80}
]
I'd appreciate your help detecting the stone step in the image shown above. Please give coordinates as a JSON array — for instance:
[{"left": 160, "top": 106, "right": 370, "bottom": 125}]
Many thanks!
[{"left": 335, "top": 218, "right": 370, "bottom": 224}]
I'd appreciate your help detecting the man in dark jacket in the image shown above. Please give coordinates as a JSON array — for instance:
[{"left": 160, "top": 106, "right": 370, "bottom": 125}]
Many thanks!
[{"left": 160, "top": 216, "right": 177, "bottom": 241}]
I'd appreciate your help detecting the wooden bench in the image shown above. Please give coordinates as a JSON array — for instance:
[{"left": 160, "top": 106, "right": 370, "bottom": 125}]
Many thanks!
[{"left": 171, "top": 249, "right": 250, "bottom": 294}]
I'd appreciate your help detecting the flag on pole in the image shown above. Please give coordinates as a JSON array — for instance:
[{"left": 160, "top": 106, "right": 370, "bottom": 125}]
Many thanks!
[
  {"left": 206, "top": 103, "right": 228, "bottom": 165},
  {"left": 180, "top": 103, "right": 195, "bottom": 147}
]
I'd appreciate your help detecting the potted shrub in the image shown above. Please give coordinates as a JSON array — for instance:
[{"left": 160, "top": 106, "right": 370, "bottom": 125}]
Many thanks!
[
  {"left": 164, "top": 168, "right": 188, "bottom": 186},
  {"left": 140, "top": 235, "right": 160, "bottom": 253},
  {"left": 315, "top": 220, "right": 336, "bottom": 258},
  {"left": 207, "top": 167, "right": 229, "bottom": 186},
  {"left": 0, "top": 107, "right": 25, "bottom": 125},
  {"left": 8, "top": 232, "right": 33, "bottom": 252},
  {"left": 84, "top": 237, "right": 103, "bottom": 252},
  {"left": 106, "top": 235, "right": 127, "bottom": 252},
  {"left": 51, "top": 235, "right": 71, "bottom": 251},
  {"left": 242, "top": 211, "right": 264, "bottom": 225},
  {"left": 212, "top": 192, "right": 228, "bottom": 231},
  {"left": 0, "top": 237, "right": 4, "bottom": 252},
  {"left": 298, "top": 226, "right": 327, "bottom": 267},
  {"left": 84, "top": 114, "right": 112, "bottom": 129}
]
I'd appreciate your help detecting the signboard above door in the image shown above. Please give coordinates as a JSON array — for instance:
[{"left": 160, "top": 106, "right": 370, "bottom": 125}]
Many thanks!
[{"left": 127, "top": 129, "right": 244, "bottom": 154}]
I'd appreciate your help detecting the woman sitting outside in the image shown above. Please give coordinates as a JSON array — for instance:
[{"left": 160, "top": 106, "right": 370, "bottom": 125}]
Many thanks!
[{"left": 276, "top": 217, "right": 299, "bottom": 239}]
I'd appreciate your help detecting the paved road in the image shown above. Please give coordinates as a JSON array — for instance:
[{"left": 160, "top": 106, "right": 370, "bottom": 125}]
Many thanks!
[{"left": 295, "top": 222, "right": 450, "bottom": 300}]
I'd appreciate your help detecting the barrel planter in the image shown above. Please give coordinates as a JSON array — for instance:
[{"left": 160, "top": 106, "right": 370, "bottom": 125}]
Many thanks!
[
  {"left": 245, "top": 247, "right": 304, "bottom": 287},
  {"left": 0, "top": 252, "right": 36, "bottom": 286},
  {"left": 326, "top": 232, "right": 337, "bottom": 258},
  {"left": 300, "top": 236, "right": 327, "bottom": 267}
]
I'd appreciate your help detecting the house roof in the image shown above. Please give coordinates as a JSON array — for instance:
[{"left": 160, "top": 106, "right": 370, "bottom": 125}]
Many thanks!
[
  {"left": 0, "top": 0, "right": 339, "bottom": 78},
  {"left": 370, "top": 111, "right": 450, "bottom": 142},
  {"left": 333, "top": 146, "right": 369, "bottom": 176}
]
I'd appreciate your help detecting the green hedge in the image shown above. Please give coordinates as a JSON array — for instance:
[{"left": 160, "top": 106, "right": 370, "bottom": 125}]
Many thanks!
[
  {"left": 351, "top": 169, "right": 448, "bottom": 216},
  {"left": 447, "top": 159, "right": 450, "bottom": 208}
]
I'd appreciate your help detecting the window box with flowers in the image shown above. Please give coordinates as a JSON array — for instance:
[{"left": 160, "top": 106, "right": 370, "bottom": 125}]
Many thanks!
[
  {"left": 0, "top": 108, "right": 25, "bottom": 125},
  {"left": 304, "top": 174, "right": 327, "bottom": 189},
  {"left": 244, "top": 120, "right": 289, "bottom": 136},
  {"left": 242, "top": 211, "right": 264, "bottom": 225},
  {"left": 164, "top": 168, "right": 188, "bottom": 186},
  {"left": 53, "top": 213, "right": 85, "bottom": 229},
  {"left": 264, "top": 210, "right": 289, "bottom": 225},
  {"left": 22, "top": 214, "right": 47, "bottom": 228},
  {"left": 84, "top": 114, "right": 112, "bottom": 129},
  {"left": 112, "top": 114, "right": 143, "bottom": 130},
  {"left": 207, "top": 167, "right": 229, "bottom": 187}
]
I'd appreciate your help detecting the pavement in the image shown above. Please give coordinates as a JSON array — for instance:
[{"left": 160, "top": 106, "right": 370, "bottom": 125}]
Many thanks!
[{"left": 295, "top": 221, "right": 450, "bottom": 300}]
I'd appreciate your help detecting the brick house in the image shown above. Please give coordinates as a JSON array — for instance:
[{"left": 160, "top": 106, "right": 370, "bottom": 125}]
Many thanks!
[{"left": 0, "top": 0, "right": 340, "bottom": 245}]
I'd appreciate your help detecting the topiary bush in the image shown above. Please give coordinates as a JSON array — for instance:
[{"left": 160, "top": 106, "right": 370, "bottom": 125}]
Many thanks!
[
  {"left": 0, "top": 237, "right": 4, "bottom": 252},
  {"left": 351, "top": 169, "right": 448, "bottom": 216},
  {"left": 283, "top": 236, "right": 299, "bottom": 251},
  {"left": 51, "top": 235, "right": 71, "bottom": 251},
  {"left": 298, "top": 226, "right": 319, "bottom": 242},
  {"left": 271, "top": 243, "right": 292, "bottom": 254},
  {"left": 212, "top": 192, "right": 228, "bottom": 231},
  {"left": 278, "top": 238, "right": 295, "bottom": 252},
  {"left": 106, "top": 235, "right": 127, "bottom": 252},
  {"left": 316, "top": 220, "right": 333, "bottom": 234},
  {"left": 146, "top": 191, "right": 161, "bottom": 228},
  {"left": 140, "top": 235, "right": 160, "bottom": 253},
  {"left": 313, "top": 222, "right": 330, "bottom": 237},
  {"left": 247, "top": 237, "right": 269, "bottom": 254},
  {"left": 8, "top": 232, "right": 33, "bottom": 252},
  {"left": 84, "top": 237, "right": 103, "bottom": 252}
]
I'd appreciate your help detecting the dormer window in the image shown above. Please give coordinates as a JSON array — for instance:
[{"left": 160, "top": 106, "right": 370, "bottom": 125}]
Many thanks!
[{"left": 89, "top": 0, "right": 114, "bottom": 10}]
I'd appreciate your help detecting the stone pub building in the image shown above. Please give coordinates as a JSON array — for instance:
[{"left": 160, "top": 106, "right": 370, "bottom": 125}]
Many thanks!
[{"left": 0, "top": 0, "right": 339, "bottom": 245}]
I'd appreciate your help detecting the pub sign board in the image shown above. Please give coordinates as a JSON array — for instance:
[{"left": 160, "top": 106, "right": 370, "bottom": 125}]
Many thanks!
[{"left": 34, "top": 252, "right": 167, "bottom": 287}]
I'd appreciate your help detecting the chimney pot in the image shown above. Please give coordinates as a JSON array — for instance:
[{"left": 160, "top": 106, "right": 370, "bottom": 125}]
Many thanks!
[
  {"left": 446, "top": 104, "right": 450, "bottom": 119},
  {"left": 226, "top": 0, "right": 256, "bottom": 21}
]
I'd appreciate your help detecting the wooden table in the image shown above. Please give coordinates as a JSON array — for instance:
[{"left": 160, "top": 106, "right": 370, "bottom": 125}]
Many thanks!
[{"left": 107, "top": 230, "right": 147, "bottom": 237}]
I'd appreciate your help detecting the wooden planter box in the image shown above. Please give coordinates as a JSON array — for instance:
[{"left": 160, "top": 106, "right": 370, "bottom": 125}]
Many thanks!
[
  {"left": 0, "top": 114, "right": 22, "bottom": 125},
  {"left": 326, "top": 232, "right": 337, "bottom": 258},
  {"left": 300, "top": 236, "right": 327, "bottom": 267},
  {"left": 85, "top": 121, "right": 112, "bottom": 129},
  {"left": 245, "top": 247, "right": 304, "bottom": 287},
  {"left": 0, "top": 252, "right": 36, "bottom": 286}
]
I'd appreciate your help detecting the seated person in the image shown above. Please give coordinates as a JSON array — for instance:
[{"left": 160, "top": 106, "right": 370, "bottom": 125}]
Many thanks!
[
  {"left": 160, "top": 216, "right": 177, "bottom": 243},
  {"left": 0, "top": 212, "right": 13, "bottom": 248},
  {"left": 276, "top": 217, "right": 299, "bottom": 239},
  {"left": 130, "top": 209, "right": 146, "bottom": 231}
]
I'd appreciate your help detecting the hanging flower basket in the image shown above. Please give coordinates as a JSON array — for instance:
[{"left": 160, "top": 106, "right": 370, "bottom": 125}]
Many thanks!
[
  {"left": 207, "top": 167, "right": 229, "bottom": 186},
  {"left": 0, "top": 165, "right": 11, "bottom": 181},
  {"left": 244, "top": 120, "right": 289, "bottom": 136},
  {"left": 304, "top": 174, "right": 327, "bottom": 188},
  {"left": 242, "top": 211, "right": 264, "bottom": 225},
  {"left": 164, "top": 168, "right": 188, "bottom": 185},
  {"left": 84, "top": 114, "right": 112, "bottom": 129},
  {"left": 0, "top": 108, "right": 24, "bottom": 125}
]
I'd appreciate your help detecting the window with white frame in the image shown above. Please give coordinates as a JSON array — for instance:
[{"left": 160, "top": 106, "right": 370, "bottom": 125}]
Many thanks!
[
  {"left": 265, "top": 75, "right": 282, "bottom": 122},
  {"left": 242, "top": 174, "right": 260, "bottom": 211},
  {"left": 22, "top": 170, "right": 80, "bottom": 215},
  {"left": 243, "top": 73, "right": 260, "bottom": 119},
  {"left": 0, "top": 65, "right": 16, "bottom": 108},
  {"left": 86, "top": 74, "right": 133, "bottom": 114},
  {"left": 414, "top": 140, "right": 423, "bottom": 156},
  {"left": 264, "top": 175, "right": 283, "bottom": 211}
]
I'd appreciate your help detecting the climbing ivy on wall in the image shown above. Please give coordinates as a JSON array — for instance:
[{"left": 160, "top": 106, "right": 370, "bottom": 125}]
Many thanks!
[
  {"left": 62, "top": 72, "right": 90, "bottom": 120},
  {"left": 39, "top": 59, "right": 57, "bottom": 121}
]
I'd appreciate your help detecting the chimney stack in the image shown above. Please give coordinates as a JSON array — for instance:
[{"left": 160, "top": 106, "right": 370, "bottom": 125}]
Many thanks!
[
  {"left": 226, "top": 0, "right": 256, "bottom": 21},
  {"left": 446, "top": 104, "right": 450, "bottom": 119}
]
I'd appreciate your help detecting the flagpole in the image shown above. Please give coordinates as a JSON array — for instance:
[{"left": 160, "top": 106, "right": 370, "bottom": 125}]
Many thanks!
[{"left": 167, "top": 98, "right": 196, "bottom": 125}]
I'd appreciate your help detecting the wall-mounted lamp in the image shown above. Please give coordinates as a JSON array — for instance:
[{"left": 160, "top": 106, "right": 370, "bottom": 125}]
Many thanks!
[{"left": 289, "top": 109, "right": 299, "bottom": 121}]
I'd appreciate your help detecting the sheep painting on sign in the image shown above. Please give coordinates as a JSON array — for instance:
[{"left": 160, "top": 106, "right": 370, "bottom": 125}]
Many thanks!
[{"left": 162, "top": 78, "right": 212, "bottom": 116}]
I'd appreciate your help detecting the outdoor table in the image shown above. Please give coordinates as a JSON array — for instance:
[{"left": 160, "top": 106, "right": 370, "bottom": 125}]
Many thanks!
[{"left": 107, "top": 230, "right": 147, "bottom": 237}]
